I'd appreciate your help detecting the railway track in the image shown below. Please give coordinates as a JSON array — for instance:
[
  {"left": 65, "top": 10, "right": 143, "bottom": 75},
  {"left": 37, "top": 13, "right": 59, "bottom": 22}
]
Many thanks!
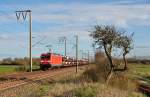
[
  {"left": 139, "top": 84, "right": 150, "bottom": 93},
  {"left": 138, "top": 83, "right": 150, "bottom": 96},
  {"left": 0, "top": 66, "right": 82, "bottom": 91},
  {"left": 137, "top": 76, "right": 150, "bottom": 96}
]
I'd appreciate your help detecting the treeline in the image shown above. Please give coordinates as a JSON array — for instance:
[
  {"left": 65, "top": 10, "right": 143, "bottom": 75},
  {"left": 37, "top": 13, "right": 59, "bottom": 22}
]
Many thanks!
[
  {"left": 127, "top": 58, "right": 150, "bottom": 65},
  {"left": 0, "top": 56, "right": 149, "bottom": 66},
  {"left": 0, "top": 57, "right": 40, "bottom": 65},
  {"left": 95, "top": 52, "right": 150, "bottom": 65}
]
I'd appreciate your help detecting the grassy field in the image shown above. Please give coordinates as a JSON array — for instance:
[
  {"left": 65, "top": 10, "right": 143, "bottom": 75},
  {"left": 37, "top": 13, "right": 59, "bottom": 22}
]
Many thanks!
[
  {"left": 0, "top": 65, "right": 19, "bottom": 74},
  {"left": 128, "top": 64, "right": 150, "bottom": 84},
  {"left": 129, "top": 64, "right": 150, "bottom": 76},
  {"left": 0, "top": 63, "right": 149, "bottom": 97},
  {"left": 0, "top": 65, "right": 40, "bottom": 74},
  {"left": 0, "top": 64, "right": 148, "bottom": 97}
]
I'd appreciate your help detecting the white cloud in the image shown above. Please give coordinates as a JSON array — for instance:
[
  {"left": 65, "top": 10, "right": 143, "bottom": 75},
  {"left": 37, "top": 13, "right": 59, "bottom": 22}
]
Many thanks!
[
  {"left": 1, "top": 2, "right": 150, "bottom": 27},
  {"left": 29, "top": 3, "right": 150, "bottom": 28},
  {"left": 0, "top": 1, "right": 150, "bottom": 58}
]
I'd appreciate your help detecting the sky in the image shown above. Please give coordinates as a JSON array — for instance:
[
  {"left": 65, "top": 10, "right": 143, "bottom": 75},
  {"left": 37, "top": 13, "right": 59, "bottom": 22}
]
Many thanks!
[{"left": 0, "top": 0, "right": 150, "bottom": 59}]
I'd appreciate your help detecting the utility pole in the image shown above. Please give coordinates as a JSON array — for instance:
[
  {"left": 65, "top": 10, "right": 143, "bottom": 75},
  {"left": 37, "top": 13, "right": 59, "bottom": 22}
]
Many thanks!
[
  {"left": 59, "top": 36, "right": 67, "bottom": 56},
  {"left": 75, "top": 35, "right": 78, "bottom": 73},
  {"left": 64, "top": 37, "right": 66, "bottom": 56},
  {"left": 29, "top": 10, "right": 32, "bottom": 72},
  {"left": 88, "top": 50, "right": 90, "bottom": 63},
  {"left": 80, "top": 50, "right": 83, "bottom": 59},
  {"left": 15, "top": 10, "right": 32, "bottom": 72}
]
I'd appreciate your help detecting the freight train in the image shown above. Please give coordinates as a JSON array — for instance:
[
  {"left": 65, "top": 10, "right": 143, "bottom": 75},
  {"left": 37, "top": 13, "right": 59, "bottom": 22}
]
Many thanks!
[{"left": 40, "top": 52, "right": 88, "bottom": 70}]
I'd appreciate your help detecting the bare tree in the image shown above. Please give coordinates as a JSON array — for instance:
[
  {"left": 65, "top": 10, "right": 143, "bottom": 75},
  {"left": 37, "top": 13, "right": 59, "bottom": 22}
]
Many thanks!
[
  {"left": 115, "top": 33, "right": 133, "bottom": 70},
  {"left": 90, "top": 25, "right": 133, "bottom": 83},
  {"left": 90, "top": 25, "right": 120, "bottom": 83}
]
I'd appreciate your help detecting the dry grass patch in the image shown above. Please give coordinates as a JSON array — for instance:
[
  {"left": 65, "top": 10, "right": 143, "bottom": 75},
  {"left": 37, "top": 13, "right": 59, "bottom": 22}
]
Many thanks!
[{"left": 0, "top": 65, "right": 147, "bottom": 97}]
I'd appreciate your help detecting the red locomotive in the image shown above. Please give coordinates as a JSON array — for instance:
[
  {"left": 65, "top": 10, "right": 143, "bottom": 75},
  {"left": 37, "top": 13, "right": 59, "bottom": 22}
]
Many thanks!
[{"left": 40, "top": 52, "right": 88, "bottom": 70}]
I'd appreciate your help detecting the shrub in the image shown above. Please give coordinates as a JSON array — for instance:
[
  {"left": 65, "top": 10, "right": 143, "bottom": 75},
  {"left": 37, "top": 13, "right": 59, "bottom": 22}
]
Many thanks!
[
  {"left": 108, "top": 73, "right": 137, "bottom": 91},
  {"left": 82, "top": 63, "right": 108, "bottom": 83},
  {"left": 83, "top": 52, "right": 110, "bottom": 82},
  {"left": 15, "top": 65, "right": 27, "bottom": 71},
  {"left": 75, "top": 86, "right": 97, "bottom": 97},
  {"left": 37, "top": 85, "right": 49, "bottom": 96}
]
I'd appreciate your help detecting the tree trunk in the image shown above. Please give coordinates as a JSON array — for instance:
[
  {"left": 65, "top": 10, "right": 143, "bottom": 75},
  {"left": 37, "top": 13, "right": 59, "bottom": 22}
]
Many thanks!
[
  {"left": 103, "top": 44, "right": 114, "bottom": 83},
  {"left": 106, "top": 67, "right": 113, "bottom": 84},
  {"left": 103, "top": 44, "right": 114, "bottom": 68},
  {"left": 123, "top": 53, "right": 127, "bottom": 70}
]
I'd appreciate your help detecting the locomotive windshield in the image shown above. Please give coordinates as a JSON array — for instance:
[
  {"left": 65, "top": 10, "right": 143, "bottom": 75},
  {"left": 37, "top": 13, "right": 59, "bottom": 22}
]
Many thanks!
[{"left": 41, "top": 55, "right": 50, "bottom": 59}]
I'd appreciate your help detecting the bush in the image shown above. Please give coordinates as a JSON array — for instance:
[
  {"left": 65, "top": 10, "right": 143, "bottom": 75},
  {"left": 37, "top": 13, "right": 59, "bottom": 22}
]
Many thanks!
[
  {"left": 108, "top": 74, "right": 137, "bottom": 91},
  {"left": 0, "top": 57, "right": 40, "bottom": 66},
  {"left": 82, "top": 65, "right": 99, "bottom": 82},
  {"left": 15, "top": 66, "right": 27, "bottom": 71},
  {"left": 88, "top": 52, "right": 109, "bottom": 82},
  {"left": 37, "top": 85, "right": 49, "bottom": 96},
  {"left": 75, "top": 86, "right": 97, "bottom": 97},
  {"left": 82, "top": 63, "right": 108, "bottom": 83},
  {"left": 83, "top": 64, "right": 138, "bottom": 91}
]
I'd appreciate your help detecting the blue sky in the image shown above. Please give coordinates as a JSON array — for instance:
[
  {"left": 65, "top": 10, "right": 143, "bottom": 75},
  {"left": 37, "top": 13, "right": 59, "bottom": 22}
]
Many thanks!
[{"left": 0, "top": 0, "right": 150, "bottom": 59}]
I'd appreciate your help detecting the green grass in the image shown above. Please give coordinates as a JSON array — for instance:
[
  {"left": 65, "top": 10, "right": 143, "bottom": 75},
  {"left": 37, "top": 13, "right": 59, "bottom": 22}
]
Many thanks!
[
  {"left": 128, "top": 63, "right": 150, "bottom": 86},
  {"left": 0, "top": 65, "right": 40, "bottom": 74},
  {"left": 129, "top": 64, "right": 150, "bottom": 76},
  {"left": 0, "top": 65, "right": 18, "bottom": 73},
  {"left": 0, "top": 65, "right": 146, "bottom": 97}
]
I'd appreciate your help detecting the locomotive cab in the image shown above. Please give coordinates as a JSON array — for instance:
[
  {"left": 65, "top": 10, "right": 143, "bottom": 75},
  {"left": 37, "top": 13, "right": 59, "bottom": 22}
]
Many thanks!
[
  {"left": 40, "top": 53, "right": 51, "bottom": 70},
  {"left": 40, "top": 53, "right": 63, "bottom": 70}
]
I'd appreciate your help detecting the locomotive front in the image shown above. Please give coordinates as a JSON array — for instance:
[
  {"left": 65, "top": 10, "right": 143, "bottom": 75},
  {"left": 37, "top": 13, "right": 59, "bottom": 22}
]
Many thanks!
[
  {"left": 40, "top": 53, "right": 63, "bottom": 70},
  {"left": 40, "top": 53, "right": 51, "bottom": 70}
]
